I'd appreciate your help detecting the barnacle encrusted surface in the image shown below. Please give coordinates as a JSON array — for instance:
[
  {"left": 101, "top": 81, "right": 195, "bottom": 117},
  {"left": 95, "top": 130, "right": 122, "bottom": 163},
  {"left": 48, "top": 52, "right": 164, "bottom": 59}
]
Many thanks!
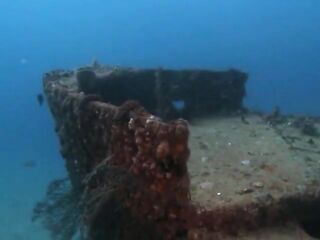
[{"left": 37, "top": 65, "right": 320, "bottom": 240}]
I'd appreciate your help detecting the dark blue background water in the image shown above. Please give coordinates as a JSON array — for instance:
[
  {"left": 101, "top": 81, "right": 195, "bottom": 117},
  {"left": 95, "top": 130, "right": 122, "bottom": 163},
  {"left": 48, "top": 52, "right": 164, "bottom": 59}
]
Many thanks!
[{"left": 1, "top": 0, "right": 320, "bottom": 158}]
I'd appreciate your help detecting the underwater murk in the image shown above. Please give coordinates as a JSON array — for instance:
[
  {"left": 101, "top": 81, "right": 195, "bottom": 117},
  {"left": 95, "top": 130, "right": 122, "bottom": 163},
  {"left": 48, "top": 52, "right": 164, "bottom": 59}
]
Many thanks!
[{"left": 0, "top": 1, "right": 320, "bottom": 240}]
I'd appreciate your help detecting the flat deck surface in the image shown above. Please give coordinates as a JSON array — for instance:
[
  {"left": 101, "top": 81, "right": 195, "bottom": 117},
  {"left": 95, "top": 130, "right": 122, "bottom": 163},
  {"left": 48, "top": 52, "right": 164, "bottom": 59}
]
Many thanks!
[{"left": 188, "top": 114, "right": 320, "bottom": 238}]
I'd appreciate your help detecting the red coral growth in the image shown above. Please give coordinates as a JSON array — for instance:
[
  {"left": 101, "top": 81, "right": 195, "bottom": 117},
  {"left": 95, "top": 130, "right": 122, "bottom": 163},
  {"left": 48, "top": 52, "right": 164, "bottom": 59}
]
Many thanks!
[{"left": 110, "top": 101, "right": 191, "bottom": 239}]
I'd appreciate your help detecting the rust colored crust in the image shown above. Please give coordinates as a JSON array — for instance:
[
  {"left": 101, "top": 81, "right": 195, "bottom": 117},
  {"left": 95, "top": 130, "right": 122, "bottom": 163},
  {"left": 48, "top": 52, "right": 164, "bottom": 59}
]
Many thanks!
[
  {"left": 110, "top": 101, "right": 191, "bottom": 239},
  {"left": 44, "top": 71, "right": 192, "bottom": 239},
  {"left": 43, "top": 70, "right": 320, "bottom": 240},
  {"left": 44, "top": 73, "right": 117, "bottom": 191}
]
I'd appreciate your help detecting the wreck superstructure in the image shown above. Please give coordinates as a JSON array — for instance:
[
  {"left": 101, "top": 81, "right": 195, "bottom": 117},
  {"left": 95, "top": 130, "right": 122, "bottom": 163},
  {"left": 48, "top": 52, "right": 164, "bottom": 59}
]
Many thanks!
[{"left": 37, "top": 64, "right": 320, "bottom": 240}]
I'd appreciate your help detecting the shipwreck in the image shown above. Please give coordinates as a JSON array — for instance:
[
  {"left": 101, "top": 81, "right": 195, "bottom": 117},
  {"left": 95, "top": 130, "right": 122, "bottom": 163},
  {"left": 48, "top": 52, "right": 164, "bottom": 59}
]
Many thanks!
[{"left": 34, "top": 64, "right": 320, "bottom": 240}]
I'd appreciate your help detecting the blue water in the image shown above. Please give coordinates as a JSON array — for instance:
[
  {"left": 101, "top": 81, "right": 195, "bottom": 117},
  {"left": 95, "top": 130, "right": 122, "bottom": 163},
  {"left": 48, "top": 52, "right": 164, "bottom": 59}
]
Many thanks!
[{"left": 0, "top": 0, "right": 319, "bottom": 239}]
